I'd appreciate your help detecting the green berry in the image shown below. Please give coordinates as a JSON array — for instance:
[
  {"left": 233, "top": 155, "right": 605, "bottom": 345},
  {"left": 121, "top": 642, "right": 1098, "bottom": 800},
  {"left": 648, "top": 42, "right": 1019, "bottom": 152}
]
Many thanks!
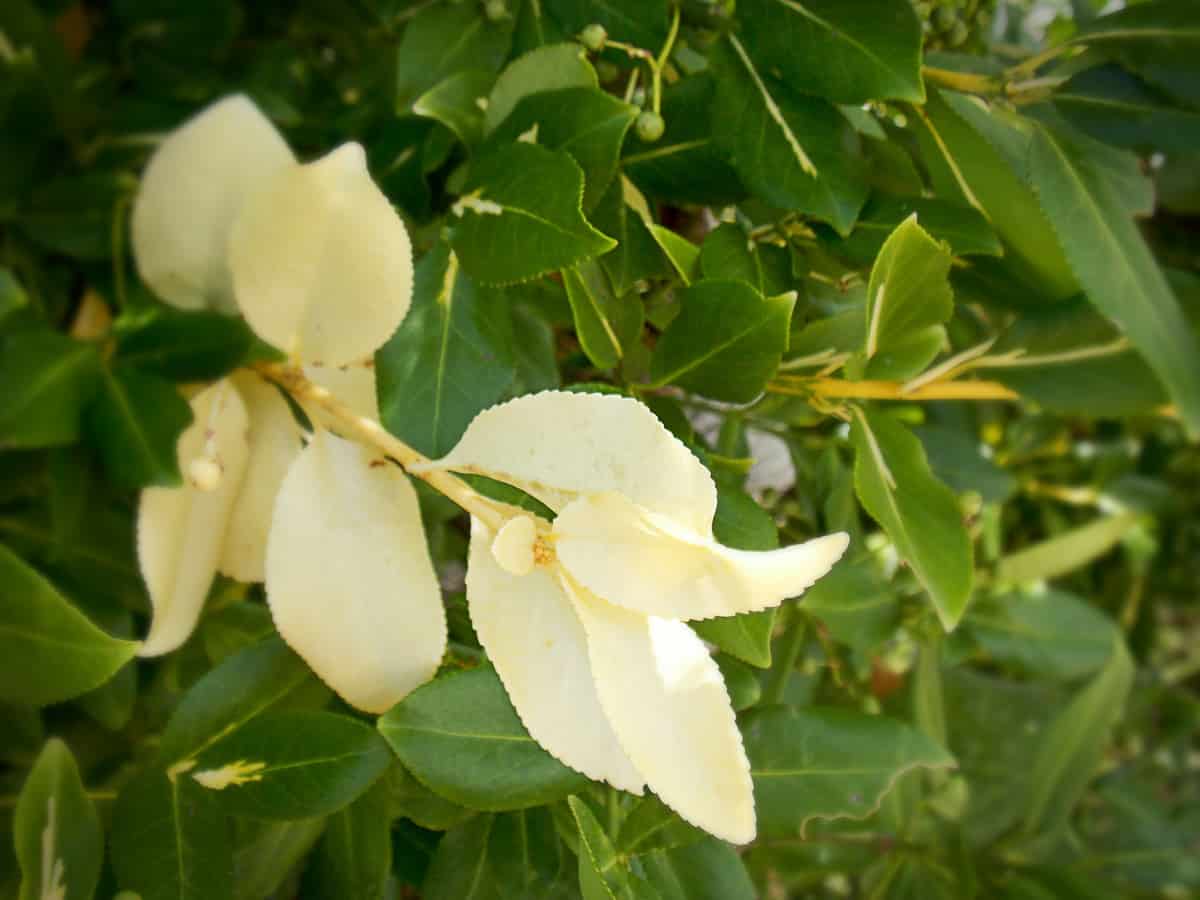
[
  {"left": 483, "top": 0, "right": 508, "bottom": 22},
  {"left": 580, "top": 23, "right": 607, "bottom": 52},
  {"left": 636, "top": 111, "right": 665, "bottom": 143}
]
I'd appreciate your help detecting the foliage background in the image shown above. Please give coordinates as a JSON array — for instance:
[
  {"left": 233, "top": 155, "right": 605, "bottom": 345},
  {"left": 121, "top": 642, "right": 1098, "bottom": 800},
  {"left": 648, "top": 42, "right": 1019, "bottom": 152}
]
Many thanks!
[{"left": 1, "top": 0, "right": 1199, "bottom": 898}]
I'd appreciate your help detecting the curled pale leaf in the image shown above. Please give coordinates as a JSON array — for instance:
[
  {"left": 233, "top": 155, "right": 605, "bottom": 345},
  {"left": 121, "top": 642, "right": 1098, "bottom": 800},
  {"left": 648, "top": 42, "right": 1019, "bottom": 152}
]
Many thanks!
[
  {"left": 230, "top": 143, "right": 414, "bottom": 366},
  {"left": 266, "top": 429, "right": 445, "bottom": 713},
  {"left": 218, "top": 373, "right": 303, "bottom": 583},
  {"left": 422, "top": 391, "right": 717, "bottom": 534},
  {"left": 132, "top": 95, "right": 294, "bottom": 313},
  {"left": 566, "top": 580, "right": 756, "bottom": 845},
  {"left": 138, "top": 381, "right": 250, "bottom": 656},
  {"left": 555, "top": 492, "right": 849, "bottom": 620},
  {"left": 466, "top": 520, "right": 643, "bottom": 793}
]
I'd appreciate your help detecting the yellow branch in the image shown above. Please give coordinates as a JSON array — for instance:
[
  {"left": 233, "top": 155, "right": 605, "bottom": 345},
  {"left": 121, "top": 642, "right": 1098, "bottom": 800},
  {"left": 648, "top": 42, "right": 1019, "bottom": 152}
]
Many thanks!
[{"left": 772, "top": 376, "right": 1020, "bottom": 402}]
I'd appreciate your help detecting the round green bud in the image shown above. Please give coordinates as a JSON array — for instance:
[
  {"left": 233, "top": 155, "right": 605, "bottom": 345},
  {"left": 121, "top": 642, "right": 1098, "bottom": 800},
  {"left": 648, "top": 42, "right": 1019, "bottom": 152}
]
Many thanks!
[
  {"left": 580, "top": 23, "right": 607, "bottom": 52},
  {"left": 636, "top": 110, "right": 665, "bottom": 143},
  {"left": 483, "top": 0, "right": 508, "bottom": 22}
]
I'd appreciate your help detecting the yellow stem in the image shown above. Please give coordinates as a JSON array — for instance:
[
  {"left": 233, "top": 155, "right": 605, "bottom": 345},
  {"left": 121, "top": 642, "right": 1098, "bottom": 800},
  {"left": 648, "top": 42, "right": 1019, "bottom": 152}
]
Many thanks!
[
  {"left": 772, "top": 376, "right": 1020, "bottom": 402},
  {"left": 255, "top": 363, "right": 510, "bottom": 531},
  {"left": 922, "top": 66, "right": 1000, "bottom": 94}
]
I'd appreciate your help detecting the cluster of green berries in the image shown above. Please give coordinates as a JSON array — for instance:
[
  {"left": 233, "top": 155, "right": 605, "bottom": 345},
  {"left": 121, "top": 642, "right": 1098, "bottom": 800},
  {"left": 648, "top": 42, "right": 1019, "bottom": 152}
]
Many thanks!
[
  {"left": 913, "top": 0, "right": 995, "bottom": 50},
  {"left": 579, "top": 24, "right": 666, "bottom": 143}
]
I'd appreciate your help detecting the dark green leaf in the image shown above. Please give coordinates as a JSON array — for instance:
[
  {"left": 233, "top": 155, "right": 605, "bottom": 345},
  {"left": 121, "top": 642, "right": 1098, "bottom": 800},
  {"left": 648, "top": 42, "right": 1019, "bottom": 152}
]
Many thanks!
[
  {"left": 639, "top": 837, "right": 757, "bottom": 900},
  {"left": 801, "top": 557, "right": 898, "bottom": 653},
  {"left": 592, "top": 176, "right": 669, "bottom": 296},
  {"left": 0, "top": 331, "right": 100, "bottom": 450},
  {"left": 570, "top": 796, "right": 652, "bottom": 900},
  {"left": 232, "top": 818, "right": 325, "bottom": 900},
  {"left": 744, "top": 706, "right": 955, "bottom": 836},
  {"left": 699, "top": 224, "right": 793, "bottom": 297},
  {"left": 19, "top": 174, "right": 131, "bottom": 260},
  {"left": 14, "top": 739, "right": 102, "bottom": 900},
  {"left": 0, "top": 268, "right": 29, "bottom": 323},
  {"left": 414, "top": 70, "right": 497, "bottom": 148},
  {"left": 0, "top": 543, "right": 138, "bottom": 706},
  {"left": 543, "top": 0, "right": 669, "bottom": 48},
  {"left": 190, "top": 710, "right": 392, "bottom": 820},
  {"left": 451, "top": 143, "right": 616, "bottom": 284},
  {"left": 851, "top": 408, "right": 973, "bottom": 630},
  {"left": 1057, "top": 64, "right": 1200, "bottom": 155},
  {"left": 302, "top": 777, "right": 391, "bottom": 900},
  {"left": 562, "top": 259, "right": 643, "bottom": 370},
  {"left": 75, "top": 607, "right": 137, "bottom": 731},
  {"left": 85, "top": 366, "right": 192, "bottom": 489},
  {"left": 377, "top": 241, "right": 518, "bottom": 457},
  {"left": 915, "top": 423, "right": 1016, "bottom": 504},
  {"left": 829, "top": 195, "right": 1001, "bottom": 264},
  {"left": 649, "top": 280, "right": 794, "bottom": 402},
  {"left": 616, "top": 795, "right": 703, "bottom": 857},
  {"left": 396, "top": 2, "right": 514, "bottom": 110},
  {"left": 389, "top": 765, "right": 475, "bottom": 831},
  {"left": 484, "top": 43, "right": 596, "bottom": 135},
  {"left": 711, "top": 37, "right": 868, "bottom": 236},
  {"left": 378, "top": 664, "right": 589, "bottom": 811},
  {"left": 736, "top": 0, "right": 924, "bottom": 104},
  {"left": 114, "top": 305, "right": 263, "bottom": 382}
]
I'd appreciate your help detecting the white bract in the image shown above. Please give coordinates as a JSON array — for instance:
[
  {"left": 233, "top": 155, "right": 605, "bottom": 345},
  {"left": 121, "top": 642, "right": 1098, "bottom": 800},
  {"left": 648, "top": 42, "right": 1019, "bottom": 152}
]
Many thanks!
[
  {"left": 422, "top": 391, "right": 849, "bottom": 844},
  {"left": 132, "top": 96, "right": 426, "bottom": 711}
]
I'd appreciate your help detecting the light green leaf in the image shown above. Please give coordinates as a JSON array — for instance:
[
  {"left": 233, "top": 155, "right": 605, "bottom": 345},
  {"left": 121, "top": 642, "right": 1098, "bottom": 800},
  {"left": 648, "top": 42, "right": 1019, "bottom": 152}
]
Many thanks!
[
  {"left": 0, "top": 268, "right": 29, "bottom": 323},
  {"left": 1023, "top": 634, "right": 1134, "bottom": 837},
  {"left": 647, "top": 225, "right": 700, "bottom": 284},
  {"left": 0, "top": 544, "right": 138, "bottom": 706},
  {"left": 850, "top": 408, "right": 973, "bottom": 630},
  {"left": 301, "top": 777, "right": 391, "bottom": 900},
  {"left": 378, "top": 665, "right": 589, "bottom": 811},
  {"left": 592, "top": 177, "right": 668, "bottom": 296},
  {"left": 744, "top": 706, "right": 955, "bottom": 836},
  {"left": 994, "top": 512, "right": 1141, "bottom": 585},
  {"left": 915, "top": 423, "right": 1016, "bottom": 505},
  {"left": 395, "top": 1, "right": 514, "bottom": 110},
  {"left": 377, "top": 241, "right": 518, "bottom": 457},
  {"left": 159, "top": 637, "right": 329, "bottom": 766},
  {"left": 451, "top": 143, "right": 615, "bottom": 285},
  {"left": 0, "top": 330, "right": 100, "bottom": 450},
  {"left": 570, "top": 796, "right": 656, "bottom": 900},
  {"left": 14, "top": 739, "right": 101, "bottom": 900},
  {"left": 414, "top": 70, "right": 497, "bottom": 148},
  {"left": 1028, "top": 122, "right": 1200, "bottom": 436},
  {"left": 484, "top": 42, "right": 596, "bottom": 134},
  {"left": 711, "top": 36, "right": 868, "bottom": 236},
  {"left": 649, "top": 280, "right": 794, "bottom": 402},
  {"left": 111, "top": 767, "right": 234, "bottom": 900},
  {"left": 85, "top": 366, "right": 192, "bottom": 489},
  {"left": 736, "top": 0, "right": 924, "bottom": 104},
  {"left": 191, "top": 710, "right": 392, "bottom": 820},
  {"left": 562, "top": 259, "right": 643, "bottom": 370}
]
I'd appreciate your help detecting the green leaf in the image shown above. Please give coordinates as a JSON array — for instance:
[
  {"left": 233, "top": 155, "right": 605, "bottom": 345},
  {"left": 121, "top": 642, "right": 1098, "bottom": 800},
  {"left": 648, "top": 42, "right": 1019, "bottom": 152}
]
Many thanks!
[
  {"left": 414, "top": 70, "right": 497, "bottom": 148},
  {"left": 1022, "top": 634, "right": 1134, "bottom": 837},
  {"left": 0, "top": 544, "right": 138, "bottom": 706},
  {"left": 378, "top": 664, "right": 589, "bottom": 811},
  {"left": 232, "top": 818, "right": 325, "bottom": 900},
  {"left": 647, "top": 225, "right": 700, "bottom": 284},
  {"left": 0, "top": 330, "right": 100, "bottom": 450},
  {"left": 715, "top": 653, "right": 763, "bottom": 711},
  {"left": 915, "top": 423, "right": 1016, "bottom": 505},
  {"left": 0, "top": 268, "right": 29, "bottom": 324},
  {"left": 711, "top": 37, "right": 868, "bottom": 236},
  {"left": 744, "top": 706, "right": 955, "bottom": 836},
  {"left": 616, "top": 796, "right": 703, "bottom": 857},
  {"left": 14, "top": 739, "right": 101, "bottom": 900},
  {"left": 509, "top": 303, "right": 562, "bottom": 393},
  {"left": 1028, "top": 122, "right": 1200, "bottom": 436},
  {"left": 159, "top": 637, "right": 329, "bottom": 766},
  {"left": 968, "top": 590, "right": 1119, "bottom": 681},
  {"left": 1056, "top": 64, "right": 1200, "bottom": 155},
  {"left": 114, "top": 306, "right": 263, "bottom": 382},
  {"left": 544, "top": 0, "right": 669, "bottom": 48},
  {"left": 562, "top": 259, "right": 644, "bottom": 370},
  {"left": 801, "top": 557, "right": 899, "bottom": 654},
  {"left": 649, "top": 280, "right": 794, "bottom": 402},
  {"left": 488, "top": 86, "right": 638, "bottom": 209},
  {"left": 829, "top": 195, "right": 1002, "bottom": 264},
  {"left": 75, "top": 606, "right": 136, "bottom": 731},
  {"left": 111, "top": 767, "right": 234, "bottom": 900},
  {"left": 484, "top": 43, "right": 596, "bottom": 135},
  {"left": 302, "top": 777, "right": 391, "bottom": 900},
  {"left": 395, "top": 1, "right": 514, "bottom": 110},
  {"left": 190, "top": 710, "right": 392, "bottom": 820},
  {"left": 736, "top": 0, "right": 924, "bottom": 104},
  {"left": 850, "top": 408, "right": 973, "bottom": 630},
  {"left": 19, "top": 173, "right": 131, "bottom": 260},
  {"left": 377, "top": 242, "right": 518, "bottom": 457},
  {"left": 450, "top": 143, "right": 616, "bottom": 285},
  {"left": 856, "top": 215, "right": 953, "bottom": 381},
  {"left": 570, "top": 796, "right": 654, "bottom": 900},
  {"left": 85, "top": 366, "right": 192, "bottom": 489},
  {"left": 389, "top": 765, "right": 475, "bottom": 831},
  {"left": 639, "top": 837, "right": 757, "bottom": 900},
  {"left": 593, "top": 177, "right": 669, "bottom": 296},
  {"left": 994, "top": 512, "right": 1141, "bottom": 585},
  {"left": 699, "top": 224, "right": 793, "bottom": 297}
]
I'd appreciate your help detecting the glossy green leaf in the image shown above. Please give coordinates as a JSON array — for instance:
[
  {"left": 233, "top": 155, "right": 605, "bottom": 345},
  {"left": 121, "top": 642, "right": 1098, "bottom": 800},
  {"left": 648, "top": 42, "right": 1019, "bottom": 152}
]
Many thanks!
[
  {"left": 649, "top": 280, "right": 794, "bottom": 402},
  {"left": 711, "top": 37, "right": 868, "bottom": 236},
  {"left": 647, "top": 225, "right": 700, "bottom": 284},
  {"left": 830, "top": 195, "right": 1001, "bottom": 264},
  {"left": 377, "top": 241, "right": 517, "bottom": 457},
  {"left": 562, "top": 259, "right": 643, "bottom": 370},
  {"left": 736, "top": 0, "right": 924, "bottom": 104},
  {"left": 190, "top": 710, "right": 392, "bottom": 820},
  {"left": 395, "top": 1, "right": 514, "bottom": 110},
  {"left": 639, "top": 837, "right": 757, "bottom": 900},
  {"left": 1023, "top": 634, "right": 1134, "bottom": 837},
  {"left": 302, "top": 777, "right": 391, "bottom": 900},
  {"left": 0, "top": 544, "right": 138, "bottom": 706},
  {"left": 378, "top": 664, "right": 589, "bottom": 811},
  {"left": 543, "top": 0, "right": 669, "bottom": 48},
  {"left": 75, "top": 606, "right": 136, "bottom": 731},
  {"left": 114, "top": 306, "right": 262, "bottom": 382},
  {"left": 744, "top": 706, "right": 955, "bottom": 836},
  {"left": 851, "top": 408, "right": 973, "bottom": 630},
  {"left": 85, "top": 366, "right": 192, "bottom": 489},
  {"left": 1057, "top": 64, "right": 1200, "bottom": 155},
  {"left": 699, "top": 224, "right": 793, "bottom": 297},
  {"left": 14, "top": 739, "right": 101, "bottom": 900},
  {"left": 110, "top": 767, "right": 234, "bottom": 900},
  {"left": 484, "top": 43, "right": 596, "bottom": 134},
  {"left": 0, "top": 330, "right": 100, "bottom": 450},
  {"left": 994, "top": 512, "right": 1141, "bottom": 585},
  {"left": 414, "top": 70, "right": 497, "bottom": 148},
  {"left": 389, "top": 765, "right": 475, "bottom": 831},
  {"left": 1028, "top": 122, "right": 1200, "bottom": 436},
  {"left": 159, "top": 637, "right": 329, "bottom": 766},
  {"left": 451, "top": 143, "right": 615, "bottom": 284},
  {"left": 592, "top": 177, "right": 668, "bottom": 296},
  {"left": 616, "top": 795, "right": 703, "bottom": 857},
  {"left": 570, "top": 796, "right": 655, "bottom": 900}
]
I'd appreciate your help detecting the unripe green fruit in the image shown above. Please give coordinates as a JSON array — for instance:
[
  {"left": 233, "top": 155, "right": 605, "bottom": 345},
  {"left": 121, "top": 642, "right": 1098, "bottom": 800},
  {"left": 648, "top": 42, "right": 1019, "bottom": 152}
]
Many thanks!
[
  {"left": 636, "top": 111, "right": 665, "bottom": 143},
  {"left": 483, "top": 0, "right": 508, "bottom": 22},
  {"left": 580, "top": 23, "right": 607, "bottom": 52}
]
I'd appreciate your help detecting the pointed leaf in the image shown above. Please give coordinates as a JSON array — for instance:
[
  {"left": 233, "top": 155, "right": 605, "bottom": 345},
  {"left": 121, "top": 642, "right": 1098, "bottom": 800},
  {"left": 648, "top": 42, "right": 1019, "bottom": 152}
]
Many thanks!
[
  {"left": 483, "top": 42, "right": 595, "bottom": 134},
  {"left": 562, "top": 259, "right": 644, "bottom": 370},
  {"left": 414, "top": 70, "right": 496, "bottom": 147},
  {"left": 114, "top": 305, "right": 267, "bottom": 382},
  {"left": 395, "top": 1, "right": 514, "bottom": 110},
  {"left": 0, "top": 331, "right": 100, "bottom": 450},
  {"left": 569, "top": 796, "right": 642, "bottom": 900}
]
